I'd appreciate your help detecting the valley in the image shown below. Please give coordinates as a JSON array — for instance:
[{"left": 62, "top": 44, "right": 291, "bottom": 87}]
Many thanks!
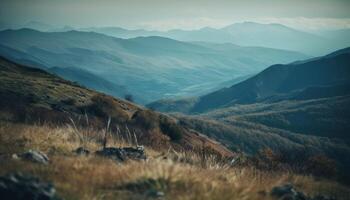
[
  {"left": 0, "top": 28, "right": 308, "bottom": 103},
  {"left": 149, "top": 48, "right": 350, "bottom": 184}
]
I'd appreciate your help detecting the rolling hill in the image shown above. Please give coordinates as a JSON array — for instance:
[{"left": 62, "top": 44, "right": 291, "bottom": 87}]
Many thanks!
[
  {"left": 0, "top": 28, "right": 308, "bottom": 103},
  {"left": 149, "top": 47, "right": 350, "bottom": 113},
  {"left": 0, "top": 56, "right": 233, "bottom": 156},
  {"left": 148, "top": 47, "right": 350, "bottom": 181}
]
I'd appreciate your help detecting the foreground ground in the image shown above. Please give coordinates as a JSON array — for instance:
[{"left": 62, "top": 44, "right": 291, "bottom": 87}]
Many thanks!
[{"left": 0, "top": 121, "right": 349, "bottom": 200}]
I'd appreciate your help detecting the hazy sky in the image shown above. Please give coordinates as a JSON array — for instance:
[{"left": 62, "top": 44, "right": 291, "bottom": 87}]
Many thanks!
[{"left": 1, "top": 0, "right": 350, "bottom": 31}]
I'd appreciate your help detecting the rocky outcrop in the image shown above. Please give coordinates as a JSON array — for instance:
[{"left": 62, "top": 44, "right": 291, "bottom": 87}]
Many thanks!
[
  {"left": 14, "top": 150, "right": 49, "bottom": 165},
  {"left": 0, "top": 173, "right": 60, "bottom": 200},
  {"left": 96, "top": 146, "right": 146, "bottom": 162}
]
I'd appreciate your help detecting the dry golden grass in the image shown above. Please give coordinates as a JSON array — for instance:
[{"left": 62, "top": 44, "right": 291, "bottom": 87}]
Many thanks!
[{"left": 0, "top": 121, "right": 349, "bottom": 200}]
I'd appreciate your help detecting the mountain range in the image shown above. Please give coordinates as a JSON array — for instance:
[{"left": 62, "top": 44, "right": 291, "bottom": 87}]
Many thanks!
[
  {"left": 7, "top": 21, "right": 350, "bottom": 56},
  {"left": 0, "top": 28, "right": 308, "bottom": 103},
  {"left": 1, "top": 21, "right": 350, "bottom": 188},
  {"left": 148, "top": 47, "right": 350, "bottom": 178},
  {"left": 148, "top": 47, "right": 350, "bottom": 113},
  {"left": 81, "top": 22, "right": 350, "bottom": 56}
]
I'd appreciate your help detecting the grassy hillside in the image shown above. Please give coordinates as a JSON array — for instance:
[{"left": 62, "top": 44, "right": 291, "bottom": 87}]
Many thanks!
[
  {"left": 176, "top": 97, "right": 350, "bottom": 183},
  {"left": 0, "top": 28, "right": 308, "bottom": 103},
  {"left": 0, "top": 56, "right": 232, "bottom": 156},
  {"left": 1, "top": 122, "right": 349, "bottom": 199}
]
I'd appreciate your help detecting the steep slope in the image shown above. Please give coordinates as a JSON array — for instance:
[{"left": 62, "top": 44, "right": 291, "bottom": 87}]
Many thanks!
[
  {"left": 0, "top": 44, "right": 134, "bottom": 102},
  {"left": 48, "top": 66, "right": 132, "bottom": 101},
  {"left": 0, "top": 29, "right": 308, "bottom": 103},
  {"left": 0, "top": 56, "right": 233, "bottom": 156}
]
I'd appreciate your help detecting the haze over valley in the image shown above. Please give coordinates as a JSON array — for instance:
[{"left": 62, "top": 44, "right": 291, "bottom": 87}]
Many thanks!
[{"left": 0, "top": 28, "right": 310, "bottom": 103}]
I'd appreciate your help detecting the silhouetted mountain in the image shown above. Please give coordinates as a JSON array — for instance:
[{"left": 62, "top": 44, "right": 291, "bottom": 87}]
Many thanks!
[{"left": 0, "top": 28, "right": 307, "bottom": 103}]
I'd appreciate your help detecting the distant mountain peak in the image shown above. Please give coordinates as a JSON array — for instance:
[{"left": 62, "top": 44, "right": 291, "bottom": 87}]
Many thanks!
[
  {"left": 22, "top": 21, "right": 54, "bottom": 31},
  {"left": 222, "top": 21, "right": 293, "bottom": 30}
]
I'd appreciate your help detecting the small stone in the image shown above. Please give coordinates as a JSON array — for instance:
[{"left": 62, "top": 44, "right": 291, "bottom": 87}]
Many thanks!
[
  {"left": 19, "top": 150, "right": 49, "bottom": 165},
  {"left": 74, "top": 147, "right": 90, "bottom": 155},
  {"left": 156, "top": 191, "right": 165, "bottom": 197},
  {"left": 12, "top": 154, "right": 19, "bottom": 160}
]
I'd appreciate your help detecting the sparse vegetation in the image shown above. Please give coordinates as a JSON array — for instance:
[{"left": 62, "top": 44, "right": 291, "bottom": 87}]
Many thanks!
[
  {"left": 1, "top": 52, "right": 349, "bottom": 199},
  {"left": 131, "top": 110, "right": 159, "bottom": 130},
  {"left": 159, "top": 116, "right": 183, "bottom": 141},
  {"left": 61, "top": 98, "right": 76, "bottom": 105},
  {"left": 83, "top": 94, "right": 130, "bottom": 124},
  {"left": 0, "top": 122, "right": 349, "bottom": 200},
  {"left": 0, "top": 57, "right": 233, "bottom": 157}
]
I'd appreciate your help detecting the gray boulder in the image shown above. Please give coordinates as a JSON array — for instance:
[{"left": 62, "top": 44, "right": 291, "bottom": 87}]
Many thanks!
[
  {"left": 18, "top": 150, "right": 49, "bottom": 165},
  {"left": 0, "top": 173, "right": 60, "bottom": 200}
]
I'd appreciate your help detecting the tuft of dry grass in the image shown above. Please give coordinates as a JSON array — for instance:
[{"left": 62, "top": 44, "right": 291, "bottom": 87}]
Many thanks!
[{"left": 0, "top": 121, "right": 349, "bottom": 200}]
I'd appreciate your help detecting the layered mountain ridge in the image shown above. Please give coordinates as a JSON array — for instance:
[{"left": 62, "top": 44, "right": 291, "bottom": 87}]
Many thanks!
[{"left": 0, "top": 28, "right": 308, "bottom": 103}]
